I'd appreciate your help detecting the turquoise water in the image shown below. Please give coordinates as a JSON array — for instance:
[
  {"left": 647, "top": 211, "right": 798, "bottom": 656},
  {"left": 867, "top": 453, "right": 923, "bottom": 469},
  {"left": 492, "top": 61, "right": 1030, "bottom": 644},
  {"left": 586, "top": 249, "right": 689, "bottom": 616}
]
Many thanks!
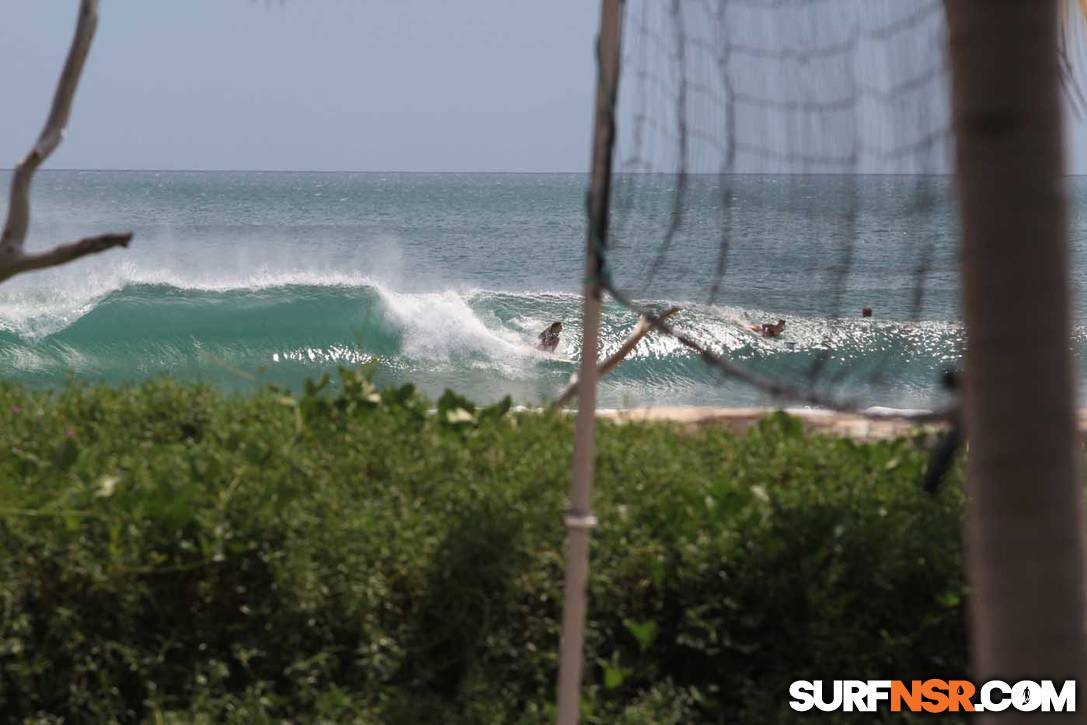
[{"left": 1, "top": 169, "right": 1072, "bottom": 409}]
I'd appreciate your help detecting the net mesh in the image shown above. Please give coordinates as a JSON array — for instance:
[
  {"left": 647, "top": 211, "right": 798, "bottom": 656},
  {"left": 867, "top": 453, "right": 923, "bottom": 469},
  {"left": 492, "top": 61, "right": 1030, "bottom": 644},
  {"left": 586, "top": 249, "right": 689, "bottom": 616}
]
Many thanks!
[{"left": 600, "top": 0, "right": 959, "bottom": 415}]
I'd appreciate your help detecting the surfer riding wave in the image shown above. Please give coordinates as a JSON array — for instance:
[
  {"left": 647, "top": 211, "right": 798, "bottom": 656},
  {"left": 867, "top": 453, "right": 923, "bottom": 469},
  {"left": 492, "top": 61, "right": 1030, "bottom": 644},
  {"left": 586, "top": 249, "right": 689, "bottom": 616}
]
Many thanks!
[
  {"left": 537, "top": 321, "right": 563, "bottom": 352},
  {"left": 750, "top": 318, "right": 786, "bottom": 338}
]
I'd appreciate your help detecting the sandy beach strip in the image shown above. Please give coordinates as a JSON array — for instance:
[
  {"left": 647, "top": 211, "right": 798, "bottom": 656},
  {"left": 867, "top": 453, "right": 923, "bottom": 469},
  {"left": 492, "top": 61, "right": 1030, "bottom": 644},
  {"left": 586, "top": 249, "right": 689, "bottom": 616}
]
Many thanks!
[{"left": 595, "top": 406, "right": 946, "bottom": 440}]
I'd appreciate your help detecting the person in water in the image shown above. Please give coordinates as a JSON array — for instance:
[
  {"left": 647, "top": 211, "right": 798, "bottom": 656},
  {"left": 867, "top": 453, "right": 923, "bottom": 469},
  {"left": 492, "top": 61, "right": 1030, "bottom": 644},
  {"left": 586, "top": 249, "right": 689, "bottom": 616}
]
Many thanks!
[
  {"left": 750, "top": 319, "right": 786, "bottom": 337},
  {"left": 537, "top": 321, "right": 563, "bottom": 352},
  {"left": 862, "top": 307, "right": 873, "bottom": 318}
]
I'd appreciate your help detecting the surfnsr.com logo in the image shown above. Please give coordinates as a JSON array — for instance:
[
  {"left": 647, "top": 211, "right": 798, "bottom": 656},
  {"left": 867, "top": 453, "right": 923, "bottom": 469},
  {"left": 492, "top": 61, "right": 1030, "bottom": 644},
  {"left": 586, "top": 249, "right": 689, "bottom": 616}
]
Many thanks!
[{"left": 789, "top": 679, "right": 1076, "bottom": 714}]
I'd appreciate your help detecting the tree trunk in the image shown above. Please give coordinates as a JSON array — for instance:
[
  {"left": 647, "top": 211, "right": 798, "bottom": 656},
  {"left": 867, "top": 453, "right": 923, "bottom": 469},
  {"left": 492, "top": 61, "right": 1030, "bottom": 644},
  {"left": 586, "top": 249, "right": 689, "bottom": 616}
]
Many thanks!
[{"left": 948, "top": 0, "right": 1087, "bottom": 717}]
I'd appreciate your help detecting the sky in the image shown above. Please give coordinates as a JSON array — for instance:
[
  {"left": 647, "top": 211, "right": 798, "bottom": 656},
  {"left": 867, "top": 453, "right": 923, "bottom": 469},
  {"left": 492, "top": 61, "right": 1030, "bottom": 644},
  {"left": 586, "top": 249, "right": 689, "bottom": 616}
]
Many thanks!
[
  {"left": 0, "top": 1, "right": 1084, "bottom": 174},
  {"left": 0, "top": 1, "right": 599, "bottom": 173}
]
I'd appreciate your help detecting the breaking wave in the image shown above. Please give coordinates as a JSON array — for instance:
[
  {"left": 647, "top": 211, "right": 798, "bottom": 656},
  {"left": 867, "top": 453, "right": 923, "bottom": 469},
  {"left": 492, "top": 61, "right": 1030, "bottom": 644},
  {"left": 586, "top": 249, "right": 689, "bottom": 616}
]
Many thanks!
[{"left": 0, "top": 269, "right": 965, "bottom": 409}]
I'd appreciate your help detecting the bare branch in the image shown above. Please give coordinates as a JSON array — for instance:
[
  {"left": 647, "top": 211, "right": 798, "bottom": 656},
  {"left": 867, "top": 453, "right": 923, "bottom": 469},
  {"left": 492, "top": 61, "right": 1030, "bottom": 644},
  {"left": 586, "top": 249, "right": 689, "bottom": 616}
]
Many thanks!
[
  {"left": 0, "top": 0, "right": 131, "bottom": 281},
  {"left": 0, "top": 232, "right": 132, "bottom": 283},
  {"left": 554, "top": 306, "right": 681, "bottom": 408},
  {"left": 604, "top": 282, "right": 953, "bottom": 424}
]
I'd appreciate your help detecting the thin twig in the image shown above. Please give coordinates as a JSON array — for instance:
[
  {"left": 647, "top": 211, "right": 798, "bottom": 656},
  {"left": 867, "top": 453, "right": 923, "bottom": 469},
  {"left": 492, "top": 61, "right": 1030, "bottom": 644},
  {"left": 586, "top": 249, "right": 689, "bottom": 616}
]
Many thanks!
[{"left": 0, "top": 232, "right": 132, "bottom": 283}]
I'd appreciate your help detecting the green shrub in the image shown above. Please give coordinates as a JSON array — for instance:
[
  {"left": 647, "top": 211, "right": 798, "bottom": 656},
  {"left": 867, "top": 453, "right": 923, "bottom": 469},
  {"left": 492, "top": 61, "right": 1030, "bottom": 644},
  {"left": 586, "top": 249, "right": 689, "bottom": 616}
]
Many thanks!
[{"left": 0, "top": 375, "right": 965, "bottom": 723}]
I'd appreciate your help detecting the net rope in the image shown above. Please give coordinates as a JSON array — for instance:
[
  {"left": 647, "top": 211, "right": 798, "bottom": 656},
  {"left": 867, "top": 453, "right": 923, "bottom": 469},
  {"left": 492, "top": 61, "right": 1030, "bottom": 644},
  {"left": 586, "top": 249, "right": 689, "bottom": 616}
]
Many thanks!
[{"left": 598, "top": 0, "right": 957, "bottom": 419}]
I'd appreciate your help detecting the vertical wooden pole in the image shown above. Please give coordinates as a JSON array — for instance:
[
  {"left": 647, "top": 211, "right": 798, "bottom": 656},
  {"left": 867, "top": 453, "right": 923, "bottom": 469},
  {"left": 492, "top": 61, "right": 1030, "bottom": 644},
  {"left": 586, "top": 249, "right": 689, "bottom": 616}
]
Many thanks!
[
  {"left": 556, "top": 0, "right": 622, "bottom": 722},
  {"left": 948, "top": 1, "right": 1087, "bottom": 720}
]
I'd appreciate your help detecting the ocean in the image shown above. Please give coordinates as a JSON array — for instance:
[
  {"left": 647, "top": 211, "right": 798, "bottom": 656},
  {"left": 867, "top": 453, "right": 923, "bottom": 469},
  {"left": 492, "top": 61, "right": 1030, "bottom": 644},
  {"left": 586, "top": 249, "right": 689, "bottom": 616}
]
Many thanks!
[{"left": 0, "top": 170, "right": 1081, "bottom": 411}]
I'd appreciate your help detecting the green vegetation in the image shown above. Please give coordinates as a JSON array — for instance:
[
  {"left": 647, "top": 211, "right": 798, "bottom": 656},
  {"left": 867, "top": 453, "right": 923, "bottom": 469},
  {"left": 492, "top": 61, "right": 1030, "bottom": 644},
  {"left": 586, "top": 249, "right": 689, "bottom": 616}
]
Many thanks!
[{"left": 0, "top": 371, "right": 966, "bottom": 723}]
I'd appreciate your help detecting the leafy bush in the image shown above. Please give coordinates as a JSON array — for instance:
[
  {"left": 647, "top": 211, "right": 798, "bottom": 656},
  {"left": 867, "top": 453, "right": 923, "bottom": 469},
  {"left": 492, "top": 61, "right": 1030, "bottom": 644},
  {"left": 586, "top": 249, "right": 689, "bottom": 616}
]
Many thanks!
[{"left": 0, "top": 374, "right": 966, "bottom": 723}]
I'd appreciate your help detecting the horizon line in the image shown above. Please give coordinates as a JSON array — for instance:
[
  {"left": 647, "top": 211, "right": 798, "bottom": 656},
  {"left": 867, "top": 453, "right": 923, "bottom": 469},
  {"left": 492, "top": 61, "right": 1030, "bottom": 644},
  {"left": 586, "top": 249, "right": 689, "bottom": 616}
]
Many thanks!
[{"left": 0, "top": 167, "right": 976, "bottom": 177}]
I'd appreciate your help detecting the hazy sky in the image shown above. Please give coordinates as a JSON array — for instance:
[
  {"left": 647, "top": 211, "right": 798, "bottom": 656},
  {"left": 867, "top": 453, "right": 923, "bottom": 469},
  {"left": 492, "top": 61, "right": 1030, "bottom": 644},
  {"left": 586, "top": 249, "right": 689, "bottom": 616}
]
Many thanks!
[
  {"left": 1, "top": 1, "right": 1084, "bottom": 174},
  {"left": 0, "top": 1, "right": 598, "bottom": 172}
]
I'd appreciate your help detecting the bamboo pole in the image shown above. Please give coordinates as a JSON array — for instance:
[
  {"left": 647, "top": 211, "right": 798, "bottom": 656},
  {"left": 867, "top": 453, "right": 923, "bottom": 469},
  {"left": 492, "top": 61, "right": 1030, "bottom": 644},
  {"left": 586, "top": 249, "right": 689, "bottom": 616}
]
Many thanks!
[
  {"left": 948, "top": 1, "right": 1087, "bottom": 717},
  {"left": 555, "top": 0, "right": 622, "bottom": 722}
]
